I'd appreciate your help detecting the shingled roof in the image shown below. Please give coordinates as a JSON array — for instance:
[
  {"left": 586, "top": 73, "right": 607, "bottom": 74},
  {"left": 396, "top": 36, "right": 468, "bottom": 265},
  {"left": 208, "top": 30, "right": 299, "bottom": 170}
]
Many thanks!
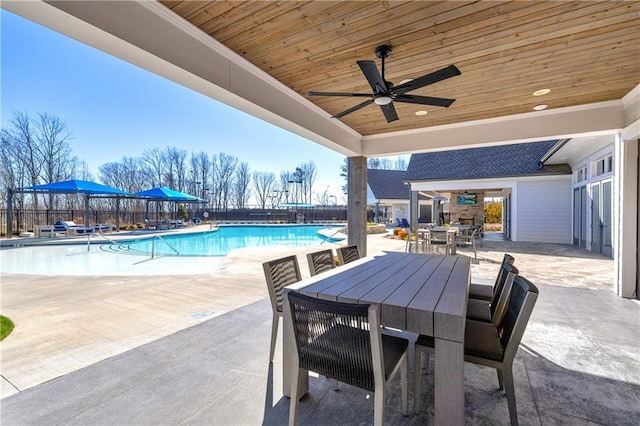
[
  {"left": 405, "top": 140, "right": 571, "bottom": 181},
  {"left": 367, "top": 169, "right": 411, "bottom": 200}
]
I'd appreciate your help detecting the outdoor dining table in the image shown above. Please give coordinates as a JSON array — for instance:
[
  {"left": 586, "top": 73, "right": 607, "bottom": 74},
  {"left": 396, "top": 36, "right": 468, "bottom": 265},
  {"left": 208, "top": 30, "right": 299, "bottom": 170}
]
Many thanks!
[{"left": 283, "top": 251, "right": 470, "bottom": 425}]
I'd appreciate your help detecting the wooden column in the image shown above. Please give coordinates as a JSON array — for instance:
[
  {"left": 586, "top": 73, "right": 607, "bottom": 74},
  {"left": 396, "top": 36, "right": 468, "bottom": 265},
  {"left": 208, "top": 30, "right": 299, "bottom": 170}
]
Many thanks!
[{"left": 348, "top": 156, "right": 367, "bottom": 256}]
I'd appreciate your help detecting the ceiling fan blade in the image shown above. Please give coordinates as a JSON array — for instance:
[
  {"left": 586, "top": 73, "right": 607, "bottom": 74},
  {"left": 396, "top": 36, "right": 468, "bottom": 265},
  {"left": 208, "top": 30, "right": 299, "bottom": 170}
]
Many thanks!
[
  {"left": 332, "top": 99, "right": 374, "bottom": 119},
  {"left": 308, "top": 91, "right": 372, "bottom": 98},
  {"left": 393, "top": 65, "right": 461, "bottom": 94},
  {"left": 380, "top": 103, "right": 399, "bottom": 123},
  {"left": 394, "top": 94, "right": 456, "bottom": 107},
  {"left": 357, "top": 60, "right": 387, "bottom": 94}
]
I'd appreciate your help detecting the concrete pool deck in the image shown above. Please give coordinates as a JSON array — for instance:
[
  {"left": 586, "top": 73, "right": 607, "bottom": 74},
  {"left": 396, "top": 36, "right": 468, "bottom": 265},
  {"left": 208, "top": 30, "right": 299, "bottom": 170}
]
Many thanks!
[
  {"left": 0, "top": 229, "right": 399, "bottom": 398},
  {"left": 1, "top": 231, "right": 638, "bottom": 424}
]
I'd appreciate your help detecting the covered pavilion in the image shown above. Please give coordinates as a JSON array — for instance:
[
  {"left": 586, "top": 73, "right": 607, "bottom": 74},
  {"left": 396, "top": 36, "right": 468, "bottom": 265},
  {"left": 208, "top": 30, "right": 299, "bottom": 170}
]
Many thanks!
[{"left": 3, "top": 1, "right": 637, "bottom": 297}]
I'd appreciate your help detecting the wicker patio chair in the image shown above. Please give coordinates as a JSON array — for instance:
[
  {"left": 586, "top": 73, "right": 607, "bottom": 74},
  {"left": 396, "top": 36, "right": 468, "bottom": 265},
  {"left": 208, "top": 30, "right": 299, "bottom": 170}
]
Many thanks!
[
  {"left": 336, "top": 244, "right": 360, "bottom": 265},
  {"left": 414, "top": 275, "right": 538, "bottom": 426},
  {"left": 306, "top": 249, "right": 336, "bottom": 276},
  {"left": 262, "top": 255, "right": 302, "bottom": 363},
  {"left": 285, "top": 291, "right": 409, "bottom": 426}
]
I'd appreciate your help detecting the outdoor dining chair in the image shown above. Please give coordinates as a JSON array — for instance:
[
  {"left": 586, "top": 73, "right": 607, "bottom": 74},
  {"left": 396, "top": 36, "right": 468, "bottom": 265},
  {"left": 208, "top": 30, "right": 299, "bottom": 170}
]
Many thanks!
[
  {"left": 469, "top": 254, "right": 515, "bottom": 301},
  {"left": 336, "top": 244, "right": 360, "bottom": 265},
  {"left": 467, "top": 264, "right": 519, "bottom": 326},
  {"left": 306, "top": 248, "right": 336, "bottom": 276},
  {"left": 413, "top": 275, "right": 539, "bottom": 426},
  {"left": 285, "top": 291, "right": 409, "bottom": 426},
  {"left": 262, "top": 255, "right": 302, "bottom": 363}
]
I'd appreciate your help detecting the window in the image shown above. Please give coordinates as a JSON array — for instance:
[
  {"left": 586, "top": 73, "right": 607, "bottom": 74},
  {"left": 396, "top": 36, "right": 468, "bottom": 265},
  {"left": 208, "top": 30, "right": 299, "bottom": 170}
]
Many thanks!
[
  {"left": 594, "top": 155, "right": 613, "bottom": 176},
  {"left": 574, "top": 166, "right": 587, "bottom": 183}
]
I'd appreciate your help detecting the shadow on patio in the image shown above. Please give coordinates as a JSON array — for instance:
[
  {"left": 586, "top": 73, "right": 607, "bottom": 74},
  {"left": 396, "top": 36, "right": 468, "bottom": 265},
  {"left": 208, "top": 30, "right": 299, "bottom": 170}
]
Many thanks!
[{"left": 2, "top": 269, "right": 638, "bottom": 425}]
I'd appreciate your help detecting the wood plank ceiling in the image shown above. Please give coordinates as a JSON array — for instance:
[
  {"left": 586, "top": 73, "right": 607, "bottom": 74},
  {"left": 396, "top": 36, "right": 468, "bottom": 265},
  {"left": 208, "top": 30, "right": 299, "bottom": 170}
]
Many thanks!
[{"left": 159, "top": 1, "right": 640, "bottom": 137}]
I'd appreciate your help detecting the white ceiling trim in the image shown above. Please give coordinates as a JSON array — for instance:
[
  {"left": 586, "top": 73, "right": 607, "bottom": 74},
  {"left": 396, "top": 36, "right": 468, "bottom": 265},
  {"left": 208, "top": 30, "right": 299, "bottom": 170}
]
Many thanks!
[
  {"left": 409, "top": 174, "right": 572, "bottom": 192},
  {"left": 362, "top": 101, "right": 624, "bottom": 157}
]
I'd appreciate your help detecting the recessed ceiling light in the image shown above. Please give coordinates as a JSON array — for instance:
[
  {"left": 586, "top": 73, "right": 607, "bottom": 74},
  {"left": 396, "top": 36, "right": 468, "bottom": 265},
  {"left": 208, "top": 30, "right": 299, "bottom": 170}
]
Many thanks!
[
  {"left": 533, "top": 104, "right": 548, "bottom": 111},
  {"left": 533, "top": 88, "right": 551, "bottom": 96},
  {"left": 415, "top": 110, "right": 428, "bottom": 116}
]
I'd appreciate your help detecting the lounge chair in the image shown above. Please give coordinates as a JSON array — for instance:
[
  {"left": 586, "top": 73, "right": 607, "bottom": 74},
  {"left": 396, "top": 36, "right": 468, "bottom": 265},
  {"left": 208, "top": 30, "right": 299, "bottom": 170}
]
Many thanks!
[{"left": 54, "top": 220, "right": 94, "bottom": 235}]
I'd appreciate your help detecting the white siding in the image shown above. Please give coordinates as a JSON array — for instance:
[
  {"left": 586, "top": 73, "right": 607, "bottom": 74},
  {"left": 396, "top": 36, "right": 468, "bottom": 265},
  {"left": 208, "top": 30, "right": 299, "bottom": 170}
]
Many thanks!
[{"left": 515, "top": 178, "right": 572, "bottom": 243}]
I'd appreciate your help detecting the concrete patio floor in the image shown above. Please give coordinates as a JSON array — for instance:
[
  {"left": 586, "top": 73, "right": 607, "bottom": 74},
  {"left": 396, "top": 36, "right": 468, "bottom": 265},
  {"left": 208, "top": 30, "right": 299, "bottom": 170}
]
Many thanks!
[{"left": 1, "top": 232, "right": 639, "bottom": 424}]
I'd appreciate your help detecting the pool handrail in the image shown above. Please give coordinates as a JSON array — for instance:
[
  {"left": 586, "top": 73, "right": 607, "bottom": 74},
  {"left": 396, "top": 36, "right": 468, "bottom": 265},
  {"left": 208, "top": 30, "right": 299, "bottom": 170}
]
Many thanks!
[{"left": 151, "top": 235, "right": 179, "bottom": 258}]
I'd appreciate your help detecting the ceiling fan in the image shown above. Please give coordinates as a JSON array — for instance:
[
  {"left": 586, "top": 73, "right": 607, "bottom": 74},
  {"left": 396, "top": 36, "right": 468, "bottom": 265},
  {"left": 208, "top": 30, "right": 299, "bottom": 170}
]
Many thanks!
[{"left": 307, "top": 45, "right": 461, "bottom": 123}]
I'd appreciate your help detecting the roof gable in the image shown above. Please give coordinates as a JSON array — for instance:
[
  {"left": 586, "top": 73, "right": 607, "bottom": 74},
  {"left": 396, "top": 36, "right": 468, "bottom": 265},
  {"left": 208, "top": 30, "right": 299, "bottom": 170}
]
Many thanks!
[
  {"left": 406, "top": 140, "right": 571, "bottom": 181},
  {"left": 367, "top": 169, "right": 410, "bottom": 200}
]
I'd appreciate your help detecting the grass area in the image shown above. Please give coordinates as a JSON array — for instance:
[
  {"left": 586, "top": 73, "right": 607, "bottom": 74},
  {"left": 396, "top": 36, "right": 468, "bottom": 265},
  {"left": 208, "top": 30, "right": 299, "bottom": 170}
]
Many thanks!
[{"left": 1, "top": 315, "right": 15, "bottom": 341}]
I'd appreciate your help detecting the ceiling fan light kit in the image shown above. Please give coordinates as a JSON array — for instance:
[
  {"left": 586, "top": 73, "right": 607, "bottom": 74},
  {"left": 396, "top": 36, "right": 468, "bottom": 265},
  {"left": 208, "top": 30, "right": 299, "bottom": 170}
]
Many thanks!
[{"left": 307, "top": 45, "right": 461, "bottom": 123}]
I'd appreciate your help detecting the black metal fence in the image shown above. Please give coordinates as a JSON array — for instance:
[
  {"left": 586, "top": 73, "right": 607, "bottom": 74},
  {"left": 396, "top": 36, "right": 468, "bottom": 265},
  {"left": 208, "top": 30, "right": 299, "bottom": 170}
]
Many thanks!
[{"left": 0, "top": 207, "right": 348, "bottom": 236}]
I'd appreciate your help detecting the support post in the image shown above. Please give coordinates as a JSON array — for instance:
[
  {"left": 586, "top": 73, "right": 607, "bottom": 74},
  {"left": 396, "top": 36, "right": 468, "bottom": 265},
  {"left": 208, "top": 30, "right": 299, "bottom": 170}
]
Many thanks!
[
  {"left": 409, "top": 186, "right": 418, "bottom": 233},
  {"left": 347, "top": 156, "right": 367, "bottom": 256},
  {"left": 7, "top": 188, "right": 13, "bottom": 238}
]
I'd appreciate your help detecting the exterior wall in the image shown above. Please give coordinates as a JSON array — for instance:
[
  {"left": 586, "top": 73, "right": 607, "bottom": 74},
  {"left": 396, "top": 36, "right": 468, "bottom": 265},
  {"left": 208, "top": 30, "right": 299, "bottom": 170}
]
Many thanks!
[
  {"left": 449, "top": 191, "right": 485, "bottom": 226},
  {"left": 514, "top": 178, "right": 572, "bottom": 243}
]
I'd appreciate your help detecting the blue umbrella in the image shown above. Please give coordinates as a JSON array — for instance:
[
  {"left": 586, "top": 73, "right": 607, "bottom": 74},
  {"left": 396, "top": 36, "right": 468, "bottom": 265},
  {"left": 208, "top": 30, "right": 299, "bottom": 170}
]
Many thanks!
[
  {"left": 25, "top": 179, "right": 130, "bottom": 195},
  {"left": 134, "top": 187, "right": 204, "bottom": 201},
  {"left": 22, "top": 180, "right": 129, "bottom": 232},
  {"left": 134, "top": 187, "right": 204, "bottom": 229}
]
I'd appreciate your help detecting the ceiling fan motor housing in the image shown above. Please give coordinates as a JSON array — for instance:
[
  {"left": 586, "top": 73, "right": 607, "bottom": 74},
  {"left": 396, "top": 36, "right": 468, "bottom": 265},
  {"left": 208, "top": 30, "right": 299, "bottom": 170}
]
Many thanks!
[{"left": 375, "top": 45, "right": 393, "bottom": 59}]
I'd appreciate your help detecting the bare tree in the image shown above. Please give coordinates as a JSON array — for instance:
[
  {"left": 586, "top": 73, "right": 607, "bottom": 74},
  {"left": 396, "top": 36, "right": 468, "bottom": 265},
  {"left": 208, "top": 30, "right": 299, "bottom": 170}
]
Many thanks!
[
  {"left": 394, "top": 156, "right": 408, "bottom": 170},
  {"left": 299, "top": 162, "right": 317, "bottom": 204},
  {"left": 165, "top": 146, "right": 188, "bottom": 191},
  {"left": 368, "top": 158, "right": 381, "bottom": 169},
  {"left": 314, "top": 186, "right": 333, "bottom": 206},
  {"left": 212, "top": 153, "right": 237, "bottom": 211},
  {"left": 0, "top": 112, "right": 76, "bottom": 209},
  {"left": 231, "top": 161, "right": 251, "bottom": 208},
  {"left": 252, "top": 171, "right": 276, "bottom": 208},
  {"left": 379, "top": 158, "right": 394, "bottom": 169},
  {"left": 142, "top": 147, "right": 166, "bottom": 187},
  {"left": 189, "top": 151, "right": 212, "bottom": 199},
  {"left": 276, "top": 170, "right": 292, "bottom": 204}
]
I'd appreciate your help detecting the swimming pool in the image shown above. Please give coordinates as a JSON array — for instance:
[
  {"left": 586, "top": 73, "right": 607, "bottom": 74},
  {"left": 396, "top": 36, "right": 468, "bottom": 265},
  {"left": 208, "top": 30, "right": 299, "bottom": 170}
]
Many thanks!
[
  {"left": 0, "top": 224, "right": 345, "bottom": 276},
  {"left": 108, "top": 225, "right": 342, "bottom": 257}
]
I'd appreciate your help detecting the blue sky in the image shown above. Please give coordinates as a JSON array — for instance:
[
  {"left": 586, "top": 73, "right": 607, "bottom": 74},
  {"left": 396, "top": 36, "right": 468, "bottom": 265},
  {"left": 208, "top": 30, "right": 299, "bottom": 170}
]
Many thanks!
[{"left": 0, "top": 10, "right": 360, "bottom": 201}]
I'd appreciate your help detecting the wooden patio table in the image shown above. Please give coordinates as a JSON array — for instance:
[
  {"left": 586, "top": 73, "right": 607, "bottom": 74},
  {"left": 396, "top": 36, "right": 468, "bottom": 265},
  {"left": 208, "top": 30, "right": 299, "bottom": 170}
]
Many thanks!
[{"left": 283, "top": 251, "right": 470, "bottom": 425}]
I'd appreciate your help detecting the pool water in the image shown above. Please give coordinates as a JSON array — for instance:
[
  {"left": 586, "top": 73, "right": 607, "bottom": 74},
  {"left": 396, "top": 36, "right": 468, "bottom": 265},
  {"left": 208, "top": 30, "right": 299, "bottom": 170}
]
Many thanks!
[{"left": 114, "top": 225, "right": 340, "bottom": 256}]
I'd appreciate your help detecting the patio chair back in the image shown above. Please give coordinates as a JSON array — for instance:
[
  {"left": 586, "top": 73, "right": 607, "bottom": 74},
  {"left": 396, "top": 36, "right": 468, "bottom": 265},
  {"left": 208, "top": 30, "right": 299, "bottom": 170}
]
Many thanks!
[
  {"left": 285, "top": 291, "right": 408, "bottom": 425},
  {"left": 490, "top": 263, "right": 519, "bottom": 326},
  {"left": 336, "top": 245, "right": 360, "bottom": 265},
  {"left": 469, "top": 253, "right": 515, "bottom": 301},
  {"left": 306, "top": 249, "right": 336, "bottom": 276},
  {"left": 499, "top": 275, "right": 539, "bottom": 364},
  {"left": 262, "top": 255, "right": 302, "bottom": 362}
]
